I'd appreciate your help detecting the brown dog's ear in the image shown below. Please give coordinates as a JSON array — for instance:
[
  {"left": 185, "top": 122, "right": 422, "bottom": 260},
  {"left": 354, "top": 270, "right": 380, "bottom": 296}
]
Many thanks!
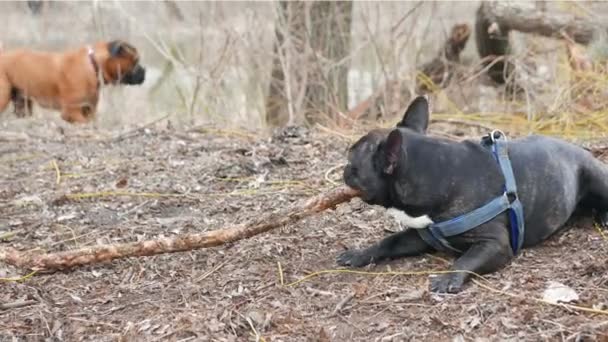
[
  {"left": 108, "top": 40, "right": 135, "bottom": 57},
  {"left": 383, "top": 129, "right": 403, "bottom": 175},
  {"left": 108, "top": 40, "right": 124, "bottom": 57},
  {"left": 397, "top": 95, "right": 429, "bottom": 134}
]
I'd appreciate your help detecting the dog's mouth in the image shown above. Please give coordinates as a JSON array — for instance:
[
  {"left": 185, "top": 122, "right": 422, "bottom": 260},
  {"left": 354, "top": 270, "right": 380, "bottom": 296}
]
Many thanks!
[
  {"left": 343, "top": 178, "right": 374, "bottom": 203},
  {"left": 344, "top": 181, "right": 385, "bottom": 206},
  {"left": 119, "top": 65, "right": 146, "bottom": 85},
  {"left": 359, "top": 191, "right": 379, "bottom": 204}
]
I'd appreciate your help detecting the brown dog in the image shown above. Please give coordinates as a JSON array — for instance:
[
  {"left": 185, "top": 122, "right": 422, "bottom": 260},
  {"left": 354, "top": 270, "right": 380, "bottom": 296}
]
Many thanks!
[{"left": 0, "top": 40, "right": 146, "bottom": 124}]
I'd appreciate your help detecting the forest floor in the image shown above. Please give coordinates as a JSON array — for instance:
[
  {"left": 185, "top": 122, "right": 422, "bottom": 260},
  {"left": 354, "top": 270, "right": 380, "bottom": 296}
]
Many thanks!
[{"left": 1, "top": 117, "right": 607, "bottom": 341}]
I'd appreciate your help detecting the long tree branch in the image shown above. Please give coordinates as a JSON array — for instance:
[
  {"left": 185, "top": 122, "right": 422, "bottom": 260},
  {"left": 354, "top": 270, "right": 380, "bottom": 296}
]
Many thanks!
[{"left": 0, "top": 186, "right": 360, "bottom": 272}]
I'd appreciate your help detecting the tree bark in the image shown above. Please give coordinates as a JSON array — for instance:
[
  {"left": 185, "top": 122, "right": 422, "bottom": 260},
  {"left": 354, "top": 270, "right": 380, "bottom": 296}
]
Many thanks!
[
  {"left": 0, "top": 186, "right": 360, "bottom": 271},
  {"left": 475, "top": 2, "right": 514, "bottom": 85},
  {"left": 265, "top": 1, "right": 307, "bottom": 127},
  {"left": 475, "top": 1, "right": 608, "bottom": 85},
  {"left": 478, "top": 1, "right": 604, "bottom": 46}
]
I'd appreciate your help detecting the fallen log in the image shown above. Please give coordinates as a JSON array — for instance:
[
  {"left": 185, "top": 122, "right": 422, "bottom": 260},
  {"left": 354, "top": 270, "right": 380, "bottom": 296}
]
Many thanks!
[
  {"left": 475, "top": 1, "right": 608, "bottom": 85},
  {"left": 477, "top": 1, "right": 604, "bottom": 46},
  {"left": 0, "top": 185, "right": 361, "bottom": 272}
]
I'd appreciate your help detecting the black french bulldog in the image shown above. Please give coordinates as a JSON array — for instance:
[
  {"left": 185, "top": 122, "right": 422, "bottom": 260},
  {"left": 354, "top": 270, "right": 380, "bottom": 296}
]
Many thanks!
[{"left": 338, "top": 95, "right": 608, "bottom": 293}]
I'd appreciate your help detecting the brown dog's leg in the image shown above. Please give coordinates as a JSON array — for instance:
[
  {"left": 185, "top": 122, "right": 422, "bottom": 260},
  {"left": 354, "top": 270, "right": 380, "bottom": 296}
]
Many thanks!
[
  {"left": 13, "top": 97, "right": 26, "bottom": 117},
  {"left": 0, "top": 75, "right": 10, "bottom": 114},
  {"left": 26, "top": 98, "right": 33, "bottom": 116},
  {"left": 61, "top": 101, "right": 91, "bottom": 124},
  {"left": 11, "top": 90, "right": 33, "bottom": 117},
  {"left": 61, "top": 108, "right": 88, "bottom": 124}
]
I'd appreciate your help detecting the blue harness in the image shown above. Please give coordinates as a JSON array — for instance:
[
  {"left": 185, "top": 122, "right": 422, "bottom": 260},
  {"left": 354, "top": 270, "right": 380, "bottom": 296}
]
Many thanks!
[{"left": 417, "top": 130, "right": 525, "bottom": 255}]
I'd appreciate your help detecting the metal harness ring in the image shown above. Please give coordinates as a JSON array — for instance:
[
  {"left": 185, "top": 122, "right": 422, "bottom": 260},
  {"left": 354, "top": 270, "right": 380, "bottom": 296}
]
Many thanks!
[{"left": 490, "top": 129, "right": 507, "bottom": 143}]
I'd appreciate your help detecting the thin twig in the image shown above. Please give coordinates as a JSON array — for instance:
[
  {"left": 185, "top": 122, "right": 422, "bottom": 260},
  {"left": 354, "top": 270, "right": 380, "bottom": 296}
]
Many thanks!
[
  {"left": 277, "top": 261, "right": 284, "bottom": 286},
  {"left": 109, "top": 114, "right": 170, "bottom": 143},
  {"left": 50, "top": 160, "right": 61, "bottom": 185},
  {"left": 195, "top": 259, "right": 229, "bottom": 282},
  {"left": 0, "top": 300, "right": 38, "bottom": 311},
  {"left": 0, "top": 231, "right": 18, "bottom": 241},
  {"left": 306, "top": 287, "right": 335, "bottom": 297},
  {"left": 330, "top": 291, "right": 355, "bottom": 316}
]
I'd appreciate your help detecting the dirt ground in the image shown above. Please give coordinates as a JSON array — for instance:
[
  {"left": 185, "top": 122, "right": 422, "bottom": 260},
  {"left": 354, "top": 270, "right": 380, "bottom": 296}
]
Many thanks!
[{"left": 1, "top": 117, "right": 607, "bottom": 342}]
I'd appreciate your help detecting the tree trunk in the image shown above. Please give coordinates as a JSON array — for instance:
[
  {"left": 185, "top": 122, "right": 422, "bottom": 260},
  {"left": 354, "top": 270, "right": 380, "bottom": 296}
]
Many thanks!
[
  {"left": 304, "top": 1, "right": 353, "bottom": 125},
  {"left": 475, "top": 2, "right": 514, "bottom": 85},
  {"left": 1, "top": 186, "right": 360, "bottom": 271},
  {"left": 265, "top": 1, "right": 307, "bottom": 127},
  {"left": 265, "top": 0, "right": 353, "bottom": 127}
]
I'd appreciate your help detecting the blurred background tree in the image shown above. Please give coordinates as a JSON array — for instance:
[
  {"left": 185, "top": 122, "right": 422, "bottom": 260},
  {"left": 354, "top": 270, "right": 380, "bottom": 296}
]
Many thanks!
[
  {"left": 2, "top": 1, "right": 608, "bottom": 138},
  {"left": 266, "top": 0, "right": 353, "bottom": 127}
]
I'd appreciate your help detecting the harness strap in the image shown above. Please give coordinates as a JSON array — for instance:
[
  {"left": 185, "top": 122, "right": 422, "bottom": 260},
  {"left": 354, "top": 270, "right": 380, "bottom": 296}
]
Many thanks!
[
  {"left": 418, "top": 226, "right": 462, "bottom": 254},
  {"left": 429, "top": 193, "right": 510, "bottom": 237},
  {"left": 416, "top": 131, "right": 525, "bottom": 255},
  {"left": 492, "top": 137, "right": 525, "bottom": 254}
]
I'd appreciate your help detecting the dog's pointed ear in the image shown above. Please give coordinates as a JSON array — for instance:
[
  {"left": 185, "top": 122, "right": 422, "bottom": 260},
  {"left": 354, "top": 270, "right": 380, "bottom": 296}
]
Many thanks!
[
  {"left": 397, "top": 95, "right": 430, "bottom": 134},
  {"left": 383, "top": 129, "right": 403, "bottom": 175}
]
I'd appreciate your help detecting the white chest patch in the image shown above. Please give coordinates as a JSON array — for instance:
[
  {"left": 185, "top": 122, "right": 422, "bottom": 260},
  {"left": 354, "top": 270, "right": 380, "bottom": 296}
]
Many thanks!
[{"left": 386, "top": 208, "right": 434, "bottom": 229}]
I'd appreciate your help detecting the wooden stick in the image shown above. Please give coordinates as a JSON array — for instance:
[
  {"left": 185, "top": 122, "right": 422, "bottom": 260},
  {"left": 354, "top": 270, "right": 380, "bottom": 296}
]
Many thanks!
[{"left": 0, "top": 186, "right": 360, "bottom": 272}]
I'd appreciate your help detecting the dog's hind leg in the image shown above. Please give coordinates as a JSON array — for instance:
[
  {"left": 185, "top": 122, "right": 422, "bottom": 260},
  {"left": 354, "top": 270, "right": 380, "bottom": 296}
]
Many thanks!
[
  {"left": 11, "top": 89, "right": 30, "bottom": 117},
  {"left": 581, "top": 158, "right": 608, "bottom": 227},
  {"left": 430, "top": 220, "right": 513, "bottom": 293},
  {"left": 25, "top": 98, "right": 33, "bottom": 116}
]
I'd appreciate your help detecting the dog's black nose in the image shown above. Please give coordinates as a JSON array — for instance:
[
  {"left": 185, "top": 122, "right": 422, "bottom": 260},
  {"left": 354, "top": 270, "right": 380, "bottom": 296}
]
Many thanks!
[{"left": 122, "top": 66, "right": 146, "bottom": 85}]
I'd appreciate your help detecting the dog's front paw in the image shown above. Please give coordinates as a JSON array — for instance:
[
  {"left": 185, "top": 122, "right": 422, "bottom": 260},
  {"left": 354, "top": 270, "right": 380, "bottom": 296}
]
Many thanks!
[
  {"left": 336, "top": 249, "right": 374, "bottom": 267},
  {"left": 430, "top": 273, "right": 467, "bottom": 294}
]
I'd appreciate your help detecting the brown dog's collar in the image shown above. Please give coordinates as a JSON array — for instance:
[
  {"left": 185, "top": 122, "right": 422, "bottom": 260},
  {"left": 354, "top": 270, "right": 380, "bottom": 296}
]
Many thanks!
[{"left": 87, "top": 46, "right": 102, "bottom": 87}]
